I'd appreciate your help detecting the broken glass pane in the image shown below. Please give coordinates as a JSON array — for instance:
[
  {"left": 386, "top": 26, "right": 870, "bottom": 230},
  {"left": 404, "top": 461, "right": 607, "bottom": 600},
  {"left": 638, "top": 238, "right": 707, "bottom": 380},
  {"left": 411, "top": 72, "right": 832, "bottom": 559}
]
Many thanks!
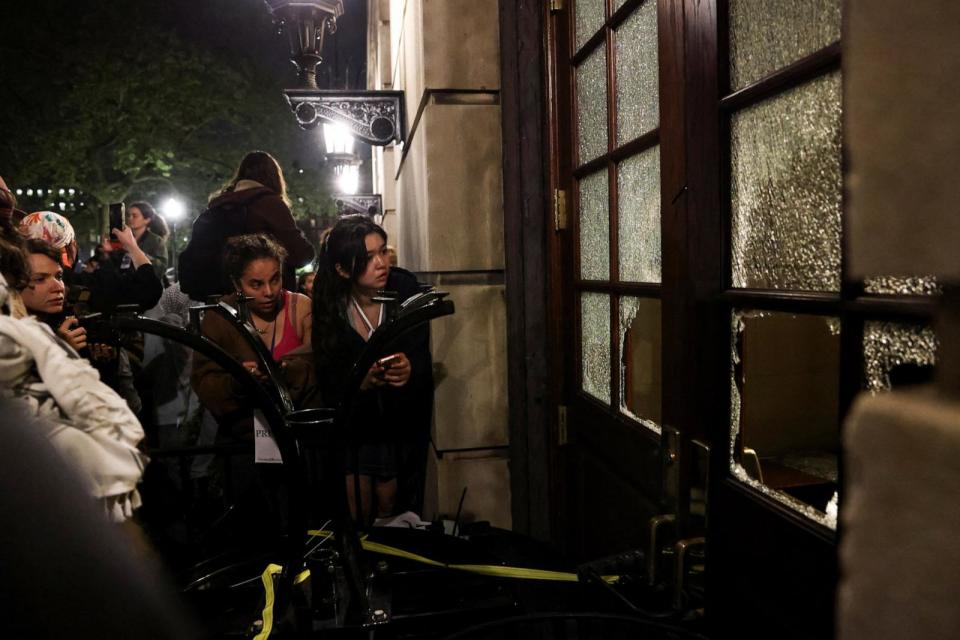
[
  {"left": 729, "top": 309, "right": 840, "bottom": 528},
  {"left": 576, "top": 47, "right": 609, "bottom": 164},
  {"left": 863, "top": 321, "right": 938, "bottom": 393},
  {"left": 575, "top": 0, "right": 606, "bottom": 52},
  {"left": 579, "top": 169, "right": 609, "bottom": 280},
  {"left": 581, "top": 293, "right": 611, "bottom": 403},
  {"left": 863, "top": 276, "right": 940, "bottom": 297},
  {"left": 731, "top": 71, "right": 842, "bottom": 292},
  {"left": 618, "top": 146, "right": 661, "bottom": 283},
  {"left": 615, "top": 0, "right": 659, "bottom": 144},
  {"left": 619, "top": 297, "right": 662, "bottom": 432},
  {"left": 728, "top": 0, "right": 841, "bottom": 91}
]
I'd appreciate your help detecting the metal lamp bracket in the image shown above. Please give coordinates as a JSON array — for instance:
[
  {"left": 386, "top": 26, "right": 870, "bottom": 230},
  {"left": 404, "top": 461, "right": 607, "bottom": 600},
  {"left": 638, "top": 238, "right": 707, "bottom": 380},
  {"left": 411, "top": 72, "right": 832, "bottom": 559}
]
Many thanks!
[
  {"left": 335, "top": 194, "right": 383, "bottom": 220},
  {"left": 284, "top": 89, "right": 407, "bottom": 146}
]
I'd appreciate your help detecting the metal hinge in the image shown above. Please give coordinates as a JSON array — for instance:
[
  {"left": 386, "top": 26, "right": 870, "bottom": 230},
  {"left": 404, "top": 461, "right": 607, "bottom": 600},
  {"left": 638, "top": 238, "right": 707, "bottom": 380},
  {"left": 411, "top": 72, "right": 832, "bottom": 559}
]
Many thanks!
[
  {"left": 553, "top": 188, "right": 568, "bottom": 231},
  {"left": 557, "top": 404, "right": 568, "bottom": 445},
  {"left": 549, "top": 0, "right": 564, "bottom": 13}
]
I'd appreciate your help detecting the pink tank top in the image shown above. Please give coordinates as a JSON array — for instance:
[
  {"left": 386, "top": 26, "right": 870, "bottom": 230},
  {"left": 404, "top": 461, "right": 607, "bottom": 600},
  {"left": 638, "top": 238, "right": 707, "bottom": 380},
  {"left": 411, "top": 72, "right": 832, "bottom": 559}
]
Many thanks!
[{"left": 271, "top": 290, "right": 303, "bottom": 360}]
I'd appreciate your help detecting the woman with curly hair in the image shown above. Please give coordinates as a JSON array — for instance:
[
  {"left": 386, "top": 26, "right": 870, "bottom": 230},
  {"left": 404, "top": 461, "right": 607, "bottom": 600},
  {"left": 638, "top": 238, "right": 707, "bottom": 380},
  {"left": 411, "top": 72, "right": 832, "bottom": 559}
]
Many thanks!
[{"left": 192, "top": 234, "right": 313, "bottom": 438}]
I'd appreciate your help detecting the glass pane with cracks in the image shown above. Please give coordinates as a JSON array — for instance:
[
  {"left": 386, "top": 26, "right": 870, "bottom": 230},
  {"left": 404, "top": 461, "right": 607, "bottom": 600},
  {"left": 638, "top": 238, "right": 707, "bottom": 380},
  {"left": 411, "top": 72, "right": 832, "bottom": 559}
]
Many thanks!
[
  {"left": 581, "top": 292, "right": 611, "bottom": 403},
  {"left": 619, "top": 297, "right": 662, "bottom": 432}
]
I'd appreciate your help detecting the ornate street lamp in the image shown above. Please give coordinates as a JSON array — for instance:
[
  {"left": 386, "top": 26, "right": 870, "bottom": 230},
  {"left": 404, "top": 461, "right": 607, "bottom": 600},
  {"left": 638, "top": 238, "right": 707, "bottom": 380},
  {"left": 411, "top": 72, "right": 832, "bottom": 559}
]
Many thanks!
[
  {"left": 322, "top": 121, "right": 362, "bottom": 194},
  {"left": 263, "top": 0, "right": 406, "bottom": 147},
  {"left": 264, "top": 0, "right": 343, "bottom": 89}
]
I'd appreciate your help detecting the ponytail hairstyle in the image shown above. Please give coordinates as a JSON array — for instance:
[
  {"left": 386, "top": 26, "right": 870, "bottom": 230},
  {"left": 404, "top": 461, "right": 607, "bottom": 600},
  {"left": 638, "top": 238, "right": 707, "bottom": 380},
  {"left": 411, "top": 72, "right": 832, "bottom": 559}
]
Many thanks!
[
  {"left": 311, "top": 215, "right": 388, "bottom": 390},
  {"left": 128, "top": 201, "right": 170, "bottom": 239}
]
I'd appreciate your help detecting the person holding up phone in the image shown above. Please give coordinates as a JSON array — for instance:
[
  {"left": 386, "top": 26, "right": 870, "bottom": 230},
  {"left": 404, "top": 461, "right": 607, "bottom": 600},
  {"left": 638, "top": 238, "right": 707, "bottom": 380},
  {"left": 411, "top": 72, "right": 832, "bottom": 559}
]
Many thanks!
[
  {"left": 20, "top": 210, "right": 162, "bottom": 314},
  {"left": 312, "top": 215, "right": 434, "bottom": 524},
  {"left": 124, "top": 201, "right": 169, "bottom": 282}
]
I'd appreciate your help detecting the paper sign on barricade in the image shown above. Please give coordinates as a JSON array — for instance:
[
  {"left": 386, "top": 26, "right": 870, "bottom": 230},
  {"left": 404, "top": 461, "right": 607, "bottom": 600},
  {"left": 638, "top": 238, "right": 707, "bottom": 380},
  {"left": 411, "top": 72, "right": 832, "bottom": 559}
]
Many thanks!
[{"left": 254, "top": 410, "right": 283, "bottom": 464}]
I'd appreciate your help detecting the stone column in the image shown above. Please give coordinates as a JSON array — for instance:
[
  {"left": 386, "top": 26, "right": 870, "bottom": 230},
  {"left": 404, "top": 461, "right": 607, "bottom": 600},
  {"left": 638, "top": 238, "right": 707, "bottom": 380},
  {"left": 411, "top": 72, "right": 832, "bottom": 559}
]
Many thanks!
[{"left": 369, "top": 0, "right": 510, "bottom": 528}]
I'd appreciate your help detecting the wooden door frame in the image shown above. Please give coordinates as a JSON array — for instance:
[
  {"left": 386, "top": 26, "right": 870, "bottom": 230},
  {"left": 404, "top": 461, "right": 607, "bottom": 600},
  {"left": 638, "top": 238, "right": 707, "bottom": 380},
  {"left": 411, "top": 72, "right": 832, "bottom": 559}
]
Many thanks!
[{"left": 499, "top": 0, "right": 558, "bottom": 543}]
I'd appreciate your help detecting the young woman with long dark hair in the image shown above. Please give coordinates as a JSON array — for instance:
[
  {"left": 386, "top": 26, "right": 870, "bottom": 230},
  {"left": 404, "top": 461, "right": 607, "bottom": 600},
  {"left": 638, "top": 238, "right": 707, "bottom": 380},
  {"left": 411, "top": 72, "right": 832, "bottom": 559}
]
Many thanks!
[{"left": 312, "top": 215, "right": 434, "bottom": 523}]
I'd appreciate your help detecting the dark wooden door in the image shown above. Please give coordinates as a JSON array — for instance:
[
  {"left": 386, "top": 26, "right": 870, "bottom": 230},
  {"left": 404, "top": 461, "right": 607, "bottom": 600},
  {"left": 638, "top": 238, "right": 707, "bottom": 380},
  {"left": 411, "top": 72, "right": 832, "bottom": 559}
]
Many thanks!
[
  {"left": 545, "top": 0, "right": 673, "bottom": 560},
  {"left": 525, "top": 0, "right": 941, "bottom": 637}
]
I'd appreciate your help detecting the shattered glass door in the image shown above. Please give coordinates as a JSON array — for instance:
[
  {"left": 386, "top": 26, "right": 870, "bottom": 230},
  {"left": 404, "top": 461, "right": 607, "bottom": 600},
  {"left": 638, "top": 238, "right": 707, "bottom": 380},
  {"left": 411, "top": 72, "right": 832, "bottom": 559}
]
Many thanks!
[{"left": 573, "top": 0, "right": 662, "bottom": 434}]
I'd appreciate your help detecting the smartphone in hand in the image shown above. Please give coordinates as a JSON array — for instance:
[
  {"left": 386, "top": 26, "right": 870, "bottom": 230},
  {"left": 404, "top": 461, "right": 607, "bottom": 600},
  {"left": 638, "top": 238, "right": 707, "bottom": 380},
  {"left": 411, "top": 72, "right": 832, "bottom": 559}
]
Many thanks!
[
  {"left": 108, "top": 203, "right": 125, "bottom": 250},
  {"left": 377, "top": 353, "right": 402, "bottom": 370},
  {"left": 108, "top": 203, "right": 125, "bottom": 232}
]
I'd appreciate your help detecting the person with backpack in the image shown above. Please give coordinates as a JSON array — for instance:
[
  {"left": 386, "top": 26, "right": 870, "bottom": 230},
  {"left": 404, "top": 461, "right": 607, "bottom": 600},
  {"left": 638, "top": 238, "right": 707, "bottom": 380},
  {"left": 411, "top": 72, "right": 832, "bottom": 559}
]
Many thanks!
[{"left": 179, "top": 151, "right": 314, "bottom": 299}]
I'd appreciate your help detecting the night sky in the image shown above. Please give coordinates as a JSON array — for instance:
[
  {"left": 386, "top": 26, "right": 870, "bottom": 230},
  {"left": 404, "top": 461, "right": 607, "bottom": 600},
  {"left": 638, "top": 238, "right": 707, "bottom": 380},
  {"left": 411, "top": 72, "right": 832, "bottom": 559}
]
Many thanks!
[{"left": 0, "top": 0, "right": 369, "bottom": 225}]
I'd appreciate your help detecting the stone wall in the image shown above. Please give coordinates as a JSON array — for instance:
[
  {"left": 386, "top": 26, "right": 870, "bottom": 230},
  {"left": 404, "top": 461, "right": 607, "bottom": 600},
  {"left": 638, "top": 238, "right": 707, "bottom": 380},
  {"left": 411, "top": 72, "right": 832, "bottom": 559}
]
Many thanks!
[{"left": 367, "top": 0, "right": 510, "bottom": 529}]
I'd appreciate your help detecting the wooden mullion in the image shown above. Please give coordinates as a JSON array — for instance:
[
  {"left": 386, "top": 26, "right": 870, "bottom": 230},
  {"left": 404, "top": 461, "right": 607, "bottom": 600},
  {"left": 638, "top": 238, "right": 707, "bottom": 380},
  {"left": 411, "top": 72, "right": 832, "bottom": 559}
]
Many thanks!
[
  {"left": 609, "top": 0, "right": 647, "bottom": 30},
  {"left": 606, "top": 4, "right": 619, "bottom": 410},
  {"left": 573, "top": 128, "right": 660, "bottom": 179},
  {"left": 721, "top": 288, "right": 938, "bottom": 320},
  {"left": 846, "top": 296, "right": 939, "bottom": 321},
  {"left": 572, "top": 155, "right": 608, "bottom": 178},
  {"left": 571, "top": 29, "right": 607, "bottom": 66},
  {"left": 573, "top": 128, "right": 659, "bottom": 177},
  {"left": 610, "top": 128, "right": 660, "bottom": 163},
  {"left": 719, "top": 42, "right": 842, "bottom": 112},
  {"left": 578, "top": 280, "right": 662, "bottom": 296},
  {"left": 610, "top": 292, "right": 620, "bottom": 412}
]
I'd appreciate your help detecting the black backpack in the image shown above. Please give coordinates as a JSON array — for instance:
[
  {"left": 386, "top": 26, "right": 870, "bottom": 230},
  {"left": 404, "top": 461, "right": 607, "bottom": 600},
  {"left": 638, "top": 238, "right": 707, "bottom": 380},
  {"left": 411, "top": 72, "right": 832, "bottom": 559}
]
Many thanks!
[{"left": 178, "top": 194, "right": 265, "bottom": 299}]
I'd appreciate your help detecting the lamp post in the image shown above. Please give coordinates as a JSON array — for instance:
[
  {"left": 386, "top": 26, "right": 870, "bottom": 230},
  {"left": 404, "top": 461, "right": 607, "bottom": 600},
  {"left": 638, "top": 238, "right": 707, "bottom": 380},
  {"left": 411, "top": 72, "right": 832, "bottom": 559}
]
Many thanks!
[
  {"left": 323, "top": 121, "right": 361, "bottom": 195},
  {"left": 263, "top": 1, "right": 406, "bottom": 146},
  {"left": 263, "top": 0, "right": 343, "bottom": 90},
  {"left": 160, "top": 197, "right": 186, "bottom": 277}
]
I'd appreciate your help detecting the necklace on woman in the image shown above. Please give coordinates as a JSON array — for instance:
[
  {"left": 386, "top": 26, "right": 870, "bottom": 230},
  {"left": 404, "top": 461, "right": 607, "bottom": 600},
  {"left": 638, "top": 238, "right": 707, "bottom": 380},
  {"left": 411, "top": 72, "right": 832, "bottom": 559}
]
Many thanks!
[
  {"left": 351, "top": 295, "right": 384, "bottom": 339},
  {"left": 253, "top": 310, "right": 279, "bottom": 335}
]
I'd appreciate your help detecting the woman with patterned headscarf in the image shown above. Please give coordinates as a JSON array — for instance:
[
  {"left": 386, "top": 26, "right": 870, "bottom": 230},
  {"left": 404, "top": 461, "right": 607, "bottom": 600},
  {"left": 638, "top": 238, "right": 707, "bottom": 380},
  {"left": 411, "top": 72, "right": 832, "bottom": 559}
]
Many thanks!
[{"left": 19, "top": 211, "right": 163, "bottom": 314}]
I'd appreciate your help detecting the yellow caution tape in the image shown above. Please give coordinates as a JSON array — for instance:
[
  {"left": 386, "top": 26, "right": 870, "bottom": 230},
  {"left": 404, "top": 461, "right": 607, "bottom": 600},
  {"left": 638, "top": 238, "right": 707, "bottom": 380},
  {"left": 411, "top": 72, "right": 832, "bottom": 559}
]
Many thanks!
[
  {"left": 254, "top": 564, "right": 311, "bottom": 640},
  {"left": 306, "top": 530, "right": 619, "bottom": 584},
  {"left": 254, "top": 530, "right": 619, "bottom": 637}
]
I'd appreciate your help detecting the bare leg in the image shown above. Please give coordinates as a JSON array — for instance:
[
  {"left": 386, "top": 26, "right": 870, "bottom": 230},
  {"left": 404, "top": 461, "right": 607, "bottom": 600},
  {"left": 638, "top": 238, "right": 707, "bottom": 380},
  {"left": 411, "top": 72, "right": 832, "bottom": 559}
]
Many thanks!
[
  {"left": 374, "top": 478, "right": 398, "bottom": 518},
  {"left": 345, "top": 474, "right": 373, "bottom": 523}
]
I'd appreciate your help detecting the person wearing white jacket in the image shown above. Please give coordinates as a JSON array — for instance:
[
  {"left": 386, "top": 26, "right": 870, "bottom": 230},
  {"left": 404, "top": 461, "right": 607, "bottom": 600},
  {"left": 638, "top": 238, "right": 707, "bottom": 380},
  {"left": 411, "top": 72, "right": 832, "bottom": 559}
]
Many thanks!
[{"left": 0, "top": 270, "right": 146, "bottom": 522}]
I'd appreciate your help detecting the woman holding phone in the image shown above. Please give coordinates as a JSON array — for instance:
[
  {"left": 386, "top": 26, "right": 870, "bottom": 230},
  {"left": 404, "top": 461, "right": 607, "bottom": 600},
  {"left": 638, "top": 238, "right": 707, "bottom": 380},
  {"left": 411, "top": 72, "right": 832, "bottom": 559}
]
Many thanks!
[{"left": 312, "top": 215, "right": 434, "bottom": 524}]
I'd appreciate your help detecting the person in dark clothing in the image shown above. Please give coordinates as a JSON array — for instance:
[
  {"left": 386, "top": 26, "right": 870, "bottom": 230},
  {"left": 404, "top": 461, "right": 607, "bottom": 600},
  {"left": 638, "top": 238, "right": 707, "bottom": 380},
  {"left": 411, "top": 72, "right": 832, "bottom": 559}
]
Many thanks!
[
  {"left": 207, "top": 151, "right": 315, "bottom": 290},
  {"left": 312, "top": 215, "right": 434, "bottom": 523},
  {"left": 126, "top": 201, "right": 169, "bottom": 281}
]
